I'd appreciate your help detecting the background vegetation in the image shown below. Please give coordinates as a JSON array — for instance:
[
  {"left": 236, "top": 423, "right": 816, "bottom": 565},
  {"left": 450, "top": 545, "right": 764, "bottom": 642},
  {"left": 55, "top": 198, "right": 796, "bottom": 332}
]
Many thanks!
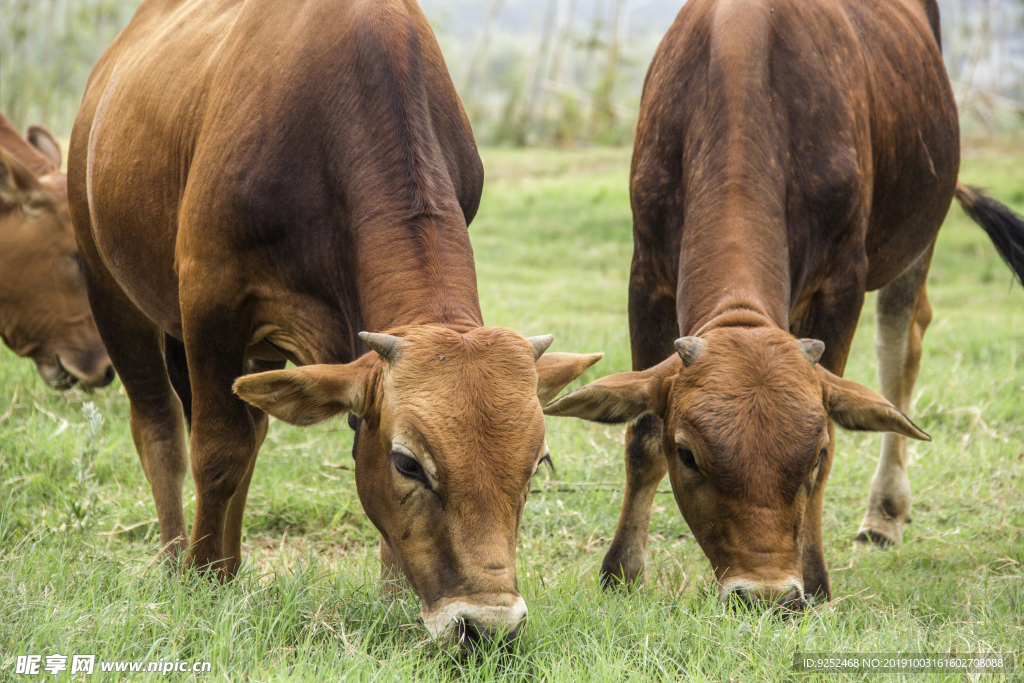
[
  {"left": 3, "top": 0, "right": 1024, "bottom": 145},
  {"left": 0, "top": 142, "right": 1021, "bottom": 680}
]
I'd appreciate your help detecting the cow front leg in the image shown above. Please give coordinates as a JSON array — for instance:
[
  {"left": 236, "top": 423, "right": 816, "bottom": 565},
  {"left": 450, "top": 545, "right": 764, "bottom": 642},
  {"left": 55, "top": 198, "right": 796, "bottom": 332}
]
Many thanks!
[
  {"left": 182, "top": 305, "right": 261, "bottom": 579},
  {"left": 857, "top": 246, "right": 933, "bottom": 548},
  {"left": 801, "top": 424, "right": 833, "bottom": 601},
  {"left": 601, "top": 252, "right": 677, "bottom": 588},
  {"left": 221, "top": 360, "right": 283, "bottom": 577},
  {"left": 600, "top": 413, "right": 668, "bottom": 587},
  {"left": 379, "top": 537, "right": 407, "bottom": 596},
  {"left": 220, "top": 407, "right": 267, "bottom": 577},
  {"left": 790, "top": 264, "right": 867, "bottom": 598}
]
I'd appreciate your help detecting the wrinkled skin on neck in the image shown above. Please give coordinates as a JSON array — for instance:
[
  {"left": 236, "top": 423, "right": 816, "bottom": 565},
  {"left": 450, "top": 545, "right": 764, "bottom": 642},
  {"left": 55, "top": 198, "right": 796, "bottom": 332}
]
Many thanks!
[
  {"left": 545, "top": 322, "right": 927, "bottom": 607},
  {"left": 236, "top": 325, "right": 601, "bottom": 642},
  {"left": 0, "top": 153, "right": 113, "bottom": 390}
]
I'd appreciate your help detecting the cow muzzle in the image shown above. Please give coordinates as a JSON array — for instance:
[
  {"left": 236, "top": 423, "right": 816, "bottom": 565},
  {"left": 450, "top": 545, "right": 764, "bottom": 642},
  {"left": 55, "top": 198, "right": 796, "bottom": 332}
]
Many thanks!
[
  {"left": 36, "top": 355, "right": 78, "bottom": 390},
  {"left": 421, "top": 594, "right": 527, "bottom": 649},
  {"left": 720, "top": 578, "right": 807, "bottom": 612}
]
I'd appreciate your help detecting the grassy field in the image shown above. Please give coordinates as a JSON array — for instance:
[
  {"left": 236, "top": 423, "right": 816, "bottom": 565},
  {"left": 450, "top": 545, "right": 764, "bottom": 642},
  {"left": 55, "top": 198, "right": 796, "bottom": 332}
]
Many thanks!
[{"left": 1, "top": 141, "right": 1022, "bottom": 681}]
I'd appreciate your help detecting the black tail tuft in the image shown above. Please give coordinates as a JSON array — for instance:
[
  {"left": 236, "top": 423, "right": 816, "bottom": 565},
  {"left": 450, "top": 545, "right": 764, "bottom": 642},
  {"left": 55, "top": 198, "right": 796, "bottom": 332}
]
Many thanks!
[{"left": 955, "top": 183, "right": 1024, "bottom": 285}]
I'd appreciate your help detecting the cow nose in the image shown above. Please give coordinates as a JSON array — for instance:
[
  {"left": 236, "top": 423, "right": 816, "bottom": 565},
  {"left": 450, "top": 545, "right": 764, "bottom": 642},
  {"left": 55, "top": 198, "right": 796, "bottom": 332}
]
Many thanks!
[
  {"left": 725, "top": 584, "right": 807, "bottom": 612},
  {"left": 455, "top": 617, "right": 524, "bottom": 651},
  {"left": 730, "top": 587, "right": 755, "bottom": 607},
  {"left": 99, "top": 365, "right": 117, "bottom": 387},
  {"left": 778, "top": 585, "right": 808, "bottom": 611},
  {"left": 421, "top": 594, "right": 528, "bottom": 648}
]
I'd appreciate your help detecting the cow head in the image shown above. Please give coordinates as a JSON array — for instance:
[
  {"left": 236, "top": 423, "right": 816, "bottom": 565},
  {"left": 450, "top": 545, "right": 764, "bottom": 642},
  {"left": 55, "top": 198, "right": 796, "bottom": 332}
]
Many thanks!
[
  {"left": 544, "top": 323, "right": 928, "bottom": 608},
  {"left": 0, "top": 129, "right": 114, "bottom": 390},
  {"left": 233, "top": 325, "right": 601, "bottom": 646}
]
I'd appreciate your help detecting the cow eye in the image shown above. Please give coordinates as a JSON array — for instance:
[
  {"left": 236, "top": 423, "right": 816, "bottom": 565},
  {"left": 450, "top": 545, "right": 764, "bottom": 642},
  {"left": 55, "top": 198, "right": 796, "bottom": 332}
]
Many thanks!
[
  {"left": 392, "top": 451, "right": 428, "bottom": 485},
  {"left": 816, "top": 447, "right": 828, "bottom": 467},
  {"left": 677, "top": 445, "right": 698, "bottom": 470}
]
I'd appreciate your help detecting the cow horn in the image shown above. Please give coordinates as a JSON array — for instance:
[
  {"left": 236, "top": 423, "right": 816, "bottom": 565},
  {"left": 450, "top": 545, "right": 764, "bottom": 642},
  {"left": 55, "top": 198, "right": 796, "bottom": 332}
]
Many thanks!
[
  {"left": 359, "top": 331, "right": 407, "bottom": 365},
  {"left": 798, "top": 339, "right": 825, "bottom": 365},
  {"left": 526, "top": 334, "right": 554, "bottom": 361},
  {"left": 674, "top": 337, "right": 707, "bottom": 367}
]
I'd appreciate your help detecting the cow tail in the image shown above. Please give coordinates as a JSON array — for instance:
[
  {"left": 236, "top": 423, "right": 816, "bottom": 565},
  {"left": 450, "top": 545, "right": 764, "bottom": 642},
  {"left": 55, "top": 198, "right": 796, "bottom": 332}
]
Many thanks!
[{"left": 954, "top": 182, "right": 1024, "bottom": 284}]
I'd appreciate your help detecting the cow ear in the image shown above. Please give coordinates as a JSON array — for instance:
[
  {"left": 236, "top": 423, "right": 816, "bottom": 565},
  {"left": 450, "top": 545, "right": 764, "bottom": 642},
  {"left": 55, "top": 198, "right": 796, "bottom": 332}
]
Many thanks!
[
  {"left": 535, "top": 352, "right": 603, "bottom": 405},
  {"left": 544, "top": 359, "right": 674, "bottom": 423},
  {"left": 0, "top": 149, "right": 42, "bottom": 205},
  {"left": 27, "top": 126, "right": 61, "bottom": 170},
  {"left": 818, "top": 367, "right": 930, "bottom": 441},
  {"left": 233, "top": 360, "right": 372, "bottom": 426}
]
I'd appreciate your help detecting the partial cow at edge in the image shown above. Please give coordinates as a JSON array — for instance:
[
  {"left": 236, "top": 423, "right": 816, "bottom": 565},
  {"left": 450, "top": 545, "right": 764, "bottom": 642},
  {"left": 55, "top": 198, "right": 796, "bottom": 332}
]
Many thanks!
[
  {"left": 545, "top": 0, "right": 1024, "bottom": 610},
  {"left": 0, "top": 113, "right": 114, "bottom": 391}
]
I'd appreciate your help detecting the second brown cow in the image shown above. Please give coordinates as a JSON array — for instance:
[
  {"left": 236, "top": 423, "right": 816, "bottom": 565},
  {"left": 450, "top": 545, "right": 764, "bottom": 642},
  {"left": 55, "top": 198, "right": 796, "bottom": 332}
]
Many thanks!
[
  {"left": 546, "top": 0, "right": 1024, "bottom": 608},
  {"left": 0, "top": 112, "right": 114, "bottom": 390}
]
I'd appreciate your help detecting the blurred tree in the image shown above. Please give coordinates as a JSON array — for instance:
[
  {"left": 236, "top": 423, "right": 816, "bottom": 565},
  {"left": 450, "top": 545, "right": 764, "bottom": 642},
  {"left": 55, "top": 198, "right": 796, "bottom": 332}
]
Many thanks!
[
  {"left": 2, "top": 0, "right": 1019, "bottom": 146},
  {"left": 1, "top": 0, "right": 138, "bottom": 138}
]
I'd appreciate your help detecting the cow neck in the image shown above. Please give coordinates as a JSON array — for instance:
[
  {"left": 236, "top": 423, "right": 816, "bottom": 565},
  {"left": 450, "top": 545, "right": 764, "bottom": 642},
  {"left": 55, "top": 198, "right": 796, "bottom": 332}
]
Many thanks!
[
  {"left": 675, "top": 117, "right": 792, "bottom": 336},
  {"left": 676, "top": 205, "right": 792, "bottom": 337},
  {"left": 354, "top": 208, "right": 484, "bottom": 335},
  {"left": 676, "top": 0, "right": 793, "bottom": 337}
]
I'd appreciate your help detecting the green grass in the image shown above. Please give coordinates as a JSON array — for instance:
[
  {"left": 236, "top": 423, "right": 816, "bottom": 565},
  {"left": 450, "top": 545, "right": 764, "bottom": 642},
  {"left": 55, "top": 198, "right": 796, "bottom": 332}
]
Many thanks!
[{"left": 1, "top": 142, "right": 1022, "bottom": 681}]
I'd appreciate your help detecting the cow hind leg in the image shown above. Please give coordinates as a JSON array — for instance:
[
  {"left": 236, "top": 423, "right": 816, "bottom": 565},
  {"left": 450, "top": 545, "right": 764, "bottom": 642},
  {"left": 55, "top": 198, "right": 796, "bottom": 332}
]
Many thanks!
[
  {"left": 856, "top": 245, "right": 934, "bottom": 548},
  {"left": 78, "top": 253, "right": 189, "bottom": 563}
]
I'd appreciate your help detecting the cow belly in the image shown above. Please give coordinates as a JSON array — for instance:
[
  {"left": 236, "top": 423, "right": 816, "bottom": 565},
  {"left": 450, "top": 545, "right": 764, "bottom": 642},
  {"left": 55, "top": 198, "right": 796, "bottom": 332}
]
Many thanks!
[
  {"left": 85, "top": 147, "right": 185, "bottom": 337},
  {"left": 90, "top": 215, "right": 183, "bottom": 337}
]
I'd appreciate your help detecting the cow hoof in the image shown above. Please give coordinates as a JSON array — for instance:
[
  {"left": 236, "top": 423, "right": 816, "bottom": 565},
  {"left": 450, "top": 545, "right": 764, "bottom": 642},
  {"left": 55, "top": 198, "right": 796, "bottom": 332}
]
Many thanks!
[
  {"left": 379, "top": 580, "right": 399, "bottom": 599},
  {"left": 598, "top": 563, "right": 644, "bottom": 591},
  {"left": 854, "top": 521, "right": 906, "bottom": 549},
  {"left": 854, "top": 529, "right": 896, "bottom": 548},
  {"left": 599, "top": 572, "right": 641, "bottom": 591},
  {"left": 599, "top": 543, "right": 646, "bottom": 590},
  {"left": 855, "top": 511, "right": 907, "bottom": 548}
]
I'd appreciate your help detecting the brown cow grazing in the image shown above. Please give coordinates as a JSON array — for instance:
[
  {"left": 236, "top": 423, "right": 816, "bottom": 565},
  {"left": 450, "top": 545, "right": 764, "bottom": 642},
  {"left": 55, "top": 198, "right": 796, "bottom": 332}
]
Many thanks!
[
  {"left": 545, "top": 0, "right": 1024, "bottom": 609},
  {"left": 68, "top": 0, "right": 600, "bottom": 647},
  {"left": 0, "top": 113, "right": 114, "bottom": 390}
]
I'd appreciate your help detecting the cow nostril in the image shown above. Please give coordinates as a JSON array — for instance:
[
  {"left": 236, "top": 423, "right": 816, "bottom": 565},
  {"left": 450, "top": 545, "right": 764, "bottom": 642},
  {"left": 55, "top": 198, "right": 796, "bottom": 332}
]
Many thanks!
[
  {"left": 456, "top": 619, "right": 491, "bottom": 649},
  {"left": 727, "top": 585, "right": 806, "bottom": 612},
  {"left": 101, "top": 365, "right": 117, "bottom": 386},
  {"left": 779, "top": 586, "right": 808, "bottom": 612},
  {"left": 455, "top": 617, "right": 523, "bottom": 651},
  {"left": 729, "top": 588, "right": 755, "bottom": 609},
  {"left": 506, "top": 619, "right": 525, "bottom": 641}
]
